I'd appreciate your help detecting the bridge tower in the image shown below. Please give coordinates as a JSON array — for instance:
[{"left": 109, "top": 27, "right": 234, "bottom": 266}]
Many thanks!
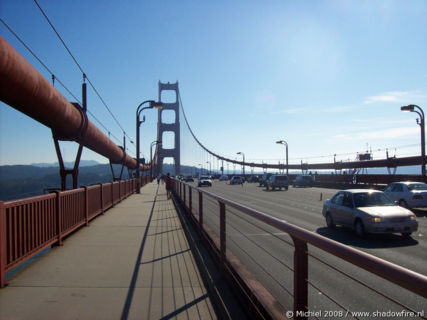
[{"left": 157, "top": 81, "right": 180, "bottom": 176}]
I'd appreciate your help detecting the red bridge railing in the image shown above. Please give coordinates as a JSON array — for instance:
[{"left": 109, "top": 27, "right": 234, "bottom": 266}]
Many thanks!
[
  {"left": 0, "top": 177, "right": 147, "bottom": 287},
  {"left": 173, "top": 179, "right": 427, "bottom": 320}
]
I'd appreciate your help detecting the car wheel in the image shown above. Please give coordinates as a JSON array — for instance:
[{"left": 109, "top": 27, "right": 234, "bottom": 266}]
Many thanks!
[
  {"left": 285, "top": 186, "right": 288, "bottom": 190},
  {"left": 354, "top": 220, "right": 365, "bottom": 237},
  {"left": 399, "top": 199, "right": 409, "bottom": 208},
  {"left": 325, "top": 213, "right": 335, "bottom": 228},
  {"left": 401, "top": 232, "right": 412, "bottom": 237}
]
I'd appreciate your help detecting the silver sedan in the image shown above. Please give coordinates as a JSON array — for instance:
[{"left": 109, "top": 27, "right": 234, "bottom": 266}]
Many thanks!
[
  {"left": 384, "top": 181, "right": 427, "bottom": 209},
  {"left": 322, "top": 189, "right": 418, "bottom": 237}
]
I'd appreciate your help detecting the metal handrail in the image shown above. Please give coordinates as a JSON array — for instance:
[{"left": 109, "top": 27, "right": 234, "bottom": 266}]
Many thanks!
[
  {"left": 200, "top": 187, "right": 427, "bottom": 297},
  {"left": 174, "top": 179, "right": 427, "bottom": 318}
]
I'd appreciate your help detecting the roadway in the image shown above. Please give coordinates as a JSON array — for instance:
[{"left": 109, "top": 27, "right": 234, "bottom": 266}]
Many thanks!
[{"left": 184, "top": 180, "right": 427, "bottom": 318}]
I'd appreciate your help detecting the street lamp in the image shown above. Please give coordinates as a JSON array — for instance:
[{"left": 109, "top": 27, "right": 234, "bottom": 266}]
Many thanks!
[
  {"left": 236, "top": 152, "right": 245, "bottom": 177},
  {"left": 206, "top": 161, "right": 211, "bottom": 175},
  {"left": 276, "top": 140, "right": 289, "bottom": 177},
  {"left": 150, "top": 140, "right": 161, "bottom": 181},
  {"left": 401, "top": 104, "right": 425, "bottom": 178},
  {"left": 136, "top": 100, "right": 163, "bottom": 193}
]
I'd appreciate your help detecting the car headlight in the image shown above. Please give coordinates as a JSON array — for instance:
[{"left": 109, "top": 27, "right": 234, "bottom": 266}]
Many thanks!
[
  {"left": 368, "top": 217, "right": 381, "bottom": 223},
  {"left": 410, "top": 215, "right": 417, "bottom": 221}
]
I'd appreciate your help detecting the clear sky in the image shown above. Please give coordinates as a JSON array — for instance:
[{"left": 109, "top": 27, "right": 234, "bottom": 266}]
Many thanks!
[{"left": 1, "top": 0, "right": 426, "bottom": 169}]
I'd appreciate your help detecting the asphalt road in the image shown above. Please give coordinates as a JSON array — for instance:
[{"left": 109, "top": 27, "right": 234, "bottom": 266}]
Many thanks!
[{"left": 184, "top": 180, "right": 427, "bottom": 318}]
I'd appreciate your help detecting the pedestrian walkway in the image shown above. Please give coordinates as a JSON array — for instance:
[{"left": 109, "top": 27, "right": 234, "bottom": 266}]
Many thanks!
[{"left": 0, "top": 183, "right": 223, "bottom": 320}]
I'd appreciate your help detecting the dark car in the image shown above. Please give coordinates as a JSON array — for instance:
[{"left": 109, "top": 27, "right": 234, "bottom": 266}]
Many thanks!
[
  {"left": 266, "top": 175, "right": 289, "bottom": 191},
  {"left": 259, "top": 173, "right": 273, "bottom": 187},
  {"left": 230, "top": 176, "right": 244, "bottom": 185},
  {"left": 293, "top": 175, "right": 314, "bottom": 187},
  {"left": 183, "top": 176, "right": 194, "bottom": 182},
  {"left": 247, "top": 175, "right": 259, "bottom": 183}
]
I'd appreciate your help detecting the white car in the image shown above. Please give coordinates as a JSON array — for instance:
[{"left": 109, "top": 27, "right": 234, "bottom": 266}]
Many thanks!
[
  {"left": 384, "top": 182, "right": 427, "bottom": 209},
  {"left": 322, "top": 189, "right": 418, "bottom": 237},
  {"left": 198, "top": 176, "right": 212, "bottom": 187}
]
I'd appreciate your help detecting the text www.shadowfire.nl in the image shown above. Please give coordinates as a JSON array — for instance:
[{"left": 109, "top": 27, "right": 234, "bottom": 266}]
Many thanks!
[{"left": 285, "top": 309, "right": 425, "bottom": 319}]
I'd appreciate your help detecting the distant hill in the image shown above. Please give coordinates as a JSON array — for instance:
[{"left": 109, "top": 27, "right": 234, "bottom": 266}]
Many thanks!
[
  {"left": 31, "top": 160, "right": 101, "bottom": 168},
  {"left": 0, "top": 162, "right": 197, "bottom": 201},
  {"left": 0, "top": 163, "right": 130, "bottom": 201}
]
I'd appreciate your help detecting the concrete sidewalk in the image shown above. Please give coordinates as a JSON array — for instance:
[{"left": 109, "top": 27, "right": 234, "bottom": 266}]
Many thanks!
[{"left": 0, "top": 183, "right": 218, "bottom": 320}]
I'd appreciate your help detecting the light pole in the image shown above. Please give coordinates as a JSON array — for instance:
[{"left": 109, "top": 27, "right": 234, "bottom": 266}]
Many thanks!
[
  {"left": 150, "top": 140, "right": 161, "bottom": 181},
  {"left": 276, "top": 140, "right": 289, "bottom": 177},
  {"left": 206, "top": 161, "right": 211, "bottom": 175},
  {"left": 236, "top": 152, "right": 245, "bottom": 177},
  {"left": 401, "top": 105, "right": 425, "bottom": 178},
  {"left": 136, "top": 100, "right": 163, "bottom": 193}
]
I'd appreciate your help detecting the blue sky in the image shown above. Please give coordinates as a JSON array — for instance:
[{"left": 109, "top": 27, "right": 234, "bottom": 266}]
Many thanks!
[{"left": 1, "top": 0, "right": 426, "bottom": 169}]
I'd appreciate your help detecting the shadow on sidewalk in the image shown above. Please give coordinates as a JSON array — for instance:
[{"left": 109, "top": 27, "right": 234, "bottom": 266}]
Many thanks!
[
  {"left": 171, "top": 193, "right": 247, "bottom": 320},
  {"left": 121, "top": 184, "right": 159, "bottom": 320}
]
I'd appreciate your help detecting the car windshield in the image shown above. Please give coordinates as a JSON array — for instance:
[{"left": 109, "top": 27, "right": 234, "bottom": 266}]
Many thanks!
[
  {"left": 200, "top": 176, "right": 209, "bottom": 180},
  {"left": 407, "top": 183, "right": 427, "bottom": 191},
  {"left": 353, "top": 192, "right": 395, "bottom": 207}
]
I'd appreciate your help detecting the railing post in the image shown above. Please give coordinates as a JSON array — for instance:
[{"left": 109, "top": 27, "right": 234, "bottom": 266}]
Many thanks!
[
  {"left": 0, "top": 201, "right": 6, "bottom": 288},
  {"left": 189, "top": 186, "right": 192, "bottom": 215},
  {"left": 292, "top": 236, "right": 308, "bottom": 320},
  {"left": 111, "top": 182, "right": 114, "bottom": 207},
  {"left": 84, "top": 186, "right": 89, "bottom": 226},
  {"left": 198, "top": 191, "right": 203, "bottom": 231},
  {"left": 55, "top": 191, "right": 63, "bottom": 246},
  {"left": 100, "top": 183, "right": 104, "bottom": 214},
  {"left": 219, "top": 201, "right": 226, "bottom": 274},
  {"left": 183, "top": 183, "right": 186, "bottom": 207}
]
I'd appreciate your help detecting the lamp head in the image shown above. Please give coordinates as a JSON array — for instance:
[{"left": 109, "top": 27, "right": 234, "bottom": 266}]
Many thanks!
[
  {"left": 150, "top": 101, "right": 164, "bottom": 109},
  {"left": 237, "top": 152, "right": 242, "bottom": 155},
  {"left": 401, "top": 105, "right": 415, "bottom": 112}
]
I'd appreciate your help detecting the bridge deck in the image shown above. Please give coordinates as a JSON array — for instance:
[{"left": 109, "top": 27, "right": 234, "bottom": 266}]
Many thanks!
[{"left": 0, "top": 183, "right": 222, "bottom": 319}]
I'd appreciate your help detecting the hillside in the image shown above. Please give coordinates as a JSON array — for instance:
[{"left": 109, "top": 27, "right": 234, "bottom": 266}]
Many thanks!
[
  {"left": 0, "top": 164, "right": 130, "bottom": 201},
  {"left": 0, "top": 162, "right": 196, "bottom": 201}
]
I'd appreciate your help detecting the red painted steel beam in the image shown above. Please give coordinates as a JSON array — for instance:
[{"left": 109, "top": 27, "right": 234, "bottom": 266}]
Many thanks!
[
  {"left": 215, "top": 154, "right": 424, "bottom": 171},
  {"left": 0, "top": 37, "right": 143, "bottom": 169}
]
